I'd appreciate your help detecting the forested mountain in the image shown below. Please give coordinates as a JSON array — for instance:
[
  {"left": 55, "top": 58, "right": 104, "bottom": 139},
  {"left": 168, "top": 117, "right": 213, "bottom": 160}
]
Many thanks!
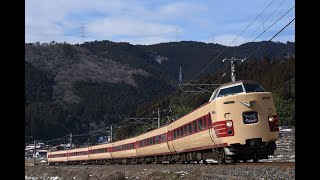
[{"left": 25, "top": 40, "right": 295, "bottom": 142}]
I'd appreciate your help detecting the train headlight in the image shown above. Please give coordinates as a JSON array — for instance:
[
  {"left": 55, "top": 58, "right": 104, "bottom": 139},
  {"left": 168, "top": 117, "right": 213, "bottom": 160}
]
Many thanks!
[
  {"left": 268, "top": 116, "right": 274, "bottom": 122},
  {"left": 226, "top": 121, "right": 233, "bottom": 127}
]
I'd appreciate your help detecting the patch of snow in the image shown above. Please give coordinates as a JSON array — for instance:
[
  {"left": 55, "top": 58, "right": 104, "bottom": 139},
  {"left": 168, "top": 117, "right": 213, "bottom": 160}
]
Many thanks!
[
  {"left": 206, "top": 159, "right": 218, "bottom": 163},
  {"left": 49, "top": 176, "right": 60, "bottom": 180},
  {"left": 25, "top": 176, "right": 38, "bottom": 179},
  {"left": 162, "top": 170, "right": 170, "bottom": 174},
  {"left": 155, "top": 55, "right": 168, "bottom": 64}
]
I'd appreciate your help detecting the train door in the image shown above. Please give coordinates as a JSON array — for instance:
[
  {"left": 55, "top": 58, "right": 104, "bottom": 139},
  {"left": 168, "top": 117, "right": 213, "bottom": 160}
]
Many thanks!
[
  {"left": 110, "top": 144, "right": 114, "bottom": 159},
  {"left": 136, "top": 138, "right": 141, "bottom": 156},
  {"left": 66, "top": 151, "right": 70, "bottom": 162},
  {"left": 166, "top": 125, "right": 175, "bottom": 153},
  {"left": 208, "top": 113, "right": 216, "bottom": 143}
]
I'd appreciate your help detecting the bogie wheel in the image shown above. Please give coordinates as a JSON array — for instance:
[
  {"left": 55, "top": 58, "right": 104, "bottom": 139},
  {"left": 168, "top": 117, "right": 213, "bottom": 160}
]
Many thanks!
[{"left": 253, "top": 158, "right": 259, "bottom": 163}]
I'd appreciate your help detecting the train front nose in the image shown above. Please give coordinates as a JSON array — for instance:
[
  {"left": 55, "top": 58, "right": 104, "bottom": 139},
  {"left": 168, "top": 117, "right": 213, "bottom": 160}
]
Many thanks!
[
  {"left": 216, "top": 93, "right": 279, "bottom": 145},
  {"left": 216, "top": 93, "right": 279, "bottom": 161}
]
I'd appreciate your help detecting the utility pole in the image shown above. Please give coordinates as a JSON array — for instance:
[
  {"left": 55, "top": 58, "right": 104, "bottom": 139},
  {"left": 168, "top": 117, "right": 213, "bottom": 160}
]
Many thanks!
[
  {"left": 222, "top": 57, "right": 246, "bottom": 82},
  {"left": 33, "top": 140, "right": 36, "bottom": 165},
  {"left": 158, "top": 108, "right": 160, "bottom": 128},
  {"left": 179, "top": 66, "right": 183, "bottom": 83},
  {"left": 69, "top": 133, "right": 72, "bottom": 148},
  {"left": 80, "top": 23, "right": 87, "bottom": 43},
  {"left": 110, "top": 125, "right": 113, "bottom": 142}
]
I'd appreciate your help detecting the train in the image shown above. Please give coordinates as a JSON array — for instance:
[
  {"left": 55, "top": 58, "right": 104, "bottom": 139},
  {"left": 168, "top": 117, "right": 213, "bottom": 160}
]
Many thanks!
[{"left": 47, "top": 80, "right": 279, "bottom": 165}]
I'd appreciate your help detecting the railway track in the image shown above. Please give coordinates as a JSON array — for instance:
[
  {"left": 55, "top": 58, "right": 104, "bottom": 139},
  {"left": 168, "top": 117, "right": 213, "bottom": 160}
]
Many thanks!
[
  {"left": 42, "top": 161, "right": 295, "bottom": 168},
  {"left": 234, "top": 161, "right": 295, "bottom": 168}
]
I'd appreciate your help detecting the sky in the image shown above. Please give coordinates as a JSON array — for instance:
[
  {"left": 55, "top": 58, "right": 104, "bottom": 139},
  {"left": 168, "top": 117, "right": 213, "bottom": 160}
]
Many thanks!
[{"left": 25, "top": 0, "right": 295, "bottom": 46}]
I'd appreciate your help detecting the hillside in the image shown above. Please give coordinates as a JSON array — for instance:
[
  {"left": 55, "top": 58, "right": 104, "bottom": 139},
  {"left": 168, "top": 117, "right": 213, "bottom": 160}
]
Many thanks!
[
  {"left": 142, "top": 41, "right": 294, "bottom": 81},
  {"left": 25, "top": 40, "right": 295, "bottom": 142}
]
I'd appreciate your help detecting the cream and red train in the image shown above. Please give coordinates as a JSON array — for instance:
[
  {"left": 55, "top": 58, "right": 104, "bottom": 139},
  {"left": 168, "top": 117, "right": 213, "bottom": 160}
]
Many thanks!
[{"left": 48, "top": 80, "right": 279, "bottom": 165}]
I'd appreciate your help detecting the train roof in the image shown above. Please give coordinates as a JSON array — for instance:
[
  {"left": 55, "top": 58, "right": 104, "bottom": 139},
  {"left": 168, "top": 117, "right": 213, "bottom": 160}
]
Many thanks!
[{"left": 217, "top": 80, "right": 259, "bottom": 88}]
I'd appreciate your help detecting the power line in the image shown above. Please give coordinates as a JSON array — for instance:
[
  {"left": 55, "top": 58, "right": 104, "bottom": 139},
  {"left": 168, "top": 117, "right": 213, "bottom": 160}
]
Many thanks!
[
  {"left": 252, "top": 5, "right": 295, "bottom": 42},
  {"left": 177, "top": 12, "right": 295, "bottom": 102},
  {"left": 186, "top": 4, "right": 295, "bottom": 94},
  {"left": 129, "top": 1, "right": 279, "bottom": 119},
  {"left": 249, "top": 0, "right": 288, "bottom": 39},
  {"left": 211, "top": 18, "right": 295, "bottom": 86}
]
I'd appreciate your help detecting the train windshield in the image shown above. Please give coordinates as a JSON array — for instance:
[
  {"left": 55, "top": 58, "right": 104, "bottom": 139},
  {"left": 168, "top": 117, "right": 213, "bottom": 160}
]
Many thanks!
[
  {"left": 243, "top": 83, "right": 265, "bottom": 93},
  {"left": 217, "top": 85, "right": 244, "bottom": 97}
]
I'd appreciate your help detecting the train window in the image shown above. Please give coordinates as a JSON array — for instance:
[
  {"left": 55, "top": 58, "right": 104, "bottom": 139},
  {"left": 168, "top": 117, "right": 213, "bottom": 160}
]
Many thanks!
[
  {"left": 243, "top": 83, "right": 265, "bottom": 93},
  {"left": 150, "top": 138, "right": 153, "bottom": 145},
  {"left": 203, "top": 117, "right": 207, "bottom": 128},
  {"left": 188, "top": 123, "right": 192, "bottom": 134},
  {"left": 184, "top": 125, "right": 187, "bottom": 135},
  {"left": 174, "top": 130, "right": 177, "bottom": 139},
  {"left": 177, "top": 128, "right": 180, "bottom": 137},
  {"left": 162, "top": 134, "right": 165, "bottom": 141},
  {"left": 155, "top": 136, "right": 159, "bottom": 144},
  {"left": 218, "top": 85, "right": 244, "bottom": 97},
  {"left": 198, "top": 119, "right": 202, "bottom": 130},
  {"left": 193, "top": 121, "right": 197, "bottom": 132}
]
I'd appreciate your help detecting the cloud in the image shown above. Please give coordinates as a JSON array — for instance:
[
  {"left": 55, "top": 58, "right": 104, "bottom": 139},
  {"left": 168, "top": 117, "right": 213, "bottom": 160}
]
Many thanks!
[
  {"left": 211, "top": 34, "right": 250, "bottom": 46},
  {"left": 25, "top": 0, "right": 294, "bottom": 45},
  {"left": 87, "top": 16, "right": 182, "bottom": 38},
  {"left": 118, "top": 36, "right": 174, "bottom": 45}
]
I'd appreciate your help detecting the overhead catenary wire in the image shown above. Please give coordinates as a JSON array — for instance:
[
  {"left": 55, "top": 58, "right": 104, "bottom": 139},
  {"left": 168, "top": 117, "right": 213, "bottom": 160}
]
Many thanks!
[
  {"left": 193, "top": 4, "right": 295, "bottom": 90},
  {"left": 176, "top": 0, "right": 290, "bottom": 96},
  {"left": 248, "top": 0, "right": 288, "bottom": 39},
  {"left": 252, "top": 5, "right": 295, "bottom": 42},
  {"left": 51, "top": 1, "right": 293, "bottom": 138},
  {"left": 186, "top": 5, "right": 295, "bottom": 95},
  {"left": 186, "top": 0, "right": 277, "bottom": 85},
  {"left": 210, "top": 17, "right": 295, "bottom": 86},
  {"left": 130, "top": 1, "right": 279, "bottom": 119}
]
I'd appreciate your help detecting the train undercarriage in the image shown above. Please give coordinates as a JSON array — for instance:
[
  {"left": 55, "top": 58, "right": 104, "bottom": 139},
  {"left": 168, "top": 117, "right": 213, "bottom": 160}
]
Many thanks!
[{"left": 49, "top": 140, "right": 276, "bottom": 165}]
